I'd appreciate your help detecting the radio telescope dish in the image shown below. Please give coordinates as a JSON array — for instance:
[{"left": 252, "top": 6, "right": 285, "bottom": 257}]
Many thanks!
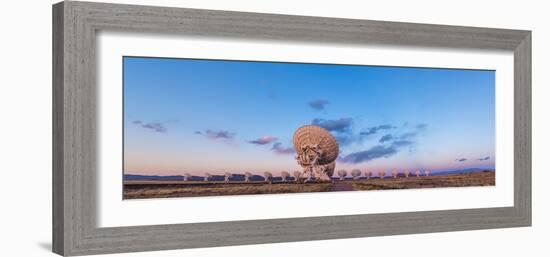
[
  {"left": 293, "top": 125, "right": 339, "bottom": 165},
  {"left": 324, "top": 161, "right": 336, "bottom": 177},
  {"left": 293, "top": 125, "right": 339, "bottom": 182}
]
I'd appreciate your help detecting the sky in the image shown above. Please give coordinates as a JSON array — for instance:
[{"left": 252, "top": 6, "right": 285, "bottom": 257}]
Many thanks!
[{"left": 123, "top": 56, "right": 495, "bottom": 176}]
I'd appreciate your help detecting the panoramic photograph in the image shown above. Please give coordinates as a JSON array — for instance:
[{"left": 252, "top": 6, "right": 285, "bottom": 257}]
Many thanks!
[{"left": 123, "top": 56, "right": 495, "bottom": 199}]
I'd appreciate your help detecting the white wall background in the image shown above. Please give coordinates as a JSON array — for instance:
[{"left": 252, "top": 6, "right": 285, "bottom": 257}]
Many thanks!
[{"left": 0, "top": 0, "right": 547, "bottom": 256}]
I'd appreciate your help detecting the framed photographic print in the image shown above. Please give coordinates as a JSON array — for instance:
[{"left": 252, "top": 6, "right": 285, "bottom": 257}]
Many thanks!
[{"left": 52, "top": 1, "right": 531, "bottom": 256}]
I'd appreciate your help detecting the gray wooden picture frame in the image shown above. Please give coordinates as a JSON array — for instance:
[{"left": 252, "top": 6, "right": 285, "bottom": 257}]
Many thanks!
[{"left": 52, "top": 1, "right": 531, "bottom": 256}]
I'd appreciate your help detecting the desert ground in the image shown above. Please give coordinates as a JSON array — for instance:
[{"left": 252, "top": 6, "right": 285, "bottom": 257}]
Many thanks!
[{"left": 123, "top": 171, "right": 495, "bottom": 199}]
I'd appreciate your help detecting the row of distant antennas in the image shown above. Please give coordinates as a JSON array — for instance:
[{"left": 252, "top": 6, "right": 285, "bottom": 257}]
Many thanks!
[
  {"left": 336, "top": 169, "right": 430, "bottom": 180},
  {"left": 182, "top": 169, "right": 430, "bottom": 182},
  {"left": 181, "top": 172, "right": 277, "bottom": 183}
]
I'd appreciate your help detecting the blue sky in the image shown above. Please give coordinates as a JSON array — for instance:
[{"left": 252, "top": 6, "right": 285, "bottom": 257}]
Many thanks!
[{"left": 123, "top": 57, "right": 495, "bottom": 176}]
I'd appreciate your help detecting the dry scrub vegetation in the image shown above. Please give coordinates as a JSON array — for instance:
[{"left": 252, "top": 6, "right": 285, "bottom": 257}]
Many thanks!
[
  {"left": 124, "top": 182, "right": 333, "bottom": 199},
  {"left": 350, "top": 171, "right": 495, "bottom": 191}
]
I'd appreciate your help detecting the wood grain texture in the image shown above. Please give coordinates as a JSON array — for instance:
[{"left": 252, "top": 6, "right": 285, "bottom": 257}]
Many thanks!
[
  {"left": 52, "top": 2, "right": 65, "bottom": 254},
  {"left": 52, "top": 1, "right": 531, "bottom": 256},
  {"left": 514, "top": 32, "right": 532, "bottom": 224}
]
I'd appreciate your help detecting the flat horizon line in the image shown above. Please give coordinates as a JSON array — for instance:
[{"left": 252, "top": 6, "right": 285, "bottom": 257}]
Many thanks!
[{"left": 124, "top": 167, "right": 496, "bottom": 177}]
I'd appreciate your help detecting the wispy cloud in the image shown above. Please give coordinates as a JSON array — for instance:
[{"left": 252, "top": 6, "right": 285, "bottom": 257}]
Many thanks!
[
  {"left": 194, "top": 129, "right": 236, "bottom": 140},
  {"left": 271, "top": 142, "right": 295, "bottom": 155},
  {"left": 391, "top": 139, "right": 414, "bottom": 147},
  {"left": 456, "top": 158, "right": 468, "bottom": 162},
  {"left": 132, "top": 120, "right": 167, "bottom": 133},
  {"left": 339, "top": 123, "right": 427, "bottom": 164},
  {"left": 416, "top": 123, "right": 428, "bottom": 130},
  {"left": 478, "top": 156, "right": 491, "bottom": 161},
  {"left": 379, "top": 134, "right": 393, "bottom": 143},
  {"left": 311, "top": 118, "right": 353, "bottom": 133},
  {"left": 308, "top": 99, "right": 330, "bottom": 111},
  {"left": 248, "top": 136, "right": 279, "bottom": 145},
  {"left": 399, "top": 132, "right": 417, "bottom": 140},
  {"left": 142, "top": 123, "right": 167, "bottom": 133},
  {"left": 334, "top": 134, "right": 359, "bottom": 146},
  {"left": 360, "top": 124, "right": 394, "bottom": 136},
  {"left": 339, "top": 145, "right": 398, "bottom": 163}
]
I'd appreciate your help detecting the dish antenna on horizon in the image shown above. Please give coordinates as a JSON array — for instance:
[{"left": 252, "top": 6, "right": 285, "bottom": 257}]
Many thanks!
[
  {"left": 293, "top": 170, "right": 302, "bottom": 183},
  {"left": 392, "top": 170, "right": 399, "bottom": 179},
  {"left": 337, "top": 170, "right": 347, "bottom": 181},
  {"left": 351, "top": 169, "right": 362, "bottom": 180},
  {"left": 281, "top": 171, "right": 290, "bottom": 182},
  {"left": 293, "top": 125, "right": 339, "bottom": 182},
  {"left": 183, "top": 172, "right": 191, "bottom": 181},
  {"left": 264, "top": 172, "right": 273, "bottom": 184},
  {"left": 204, "top": 172, "right": 212, "bottom": 181},
  {"left": 224, "top": 172, "right": 232, "bottom": 183},
  {"left": 244, "top": 172, "right": 252, "bottom": 183}
]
